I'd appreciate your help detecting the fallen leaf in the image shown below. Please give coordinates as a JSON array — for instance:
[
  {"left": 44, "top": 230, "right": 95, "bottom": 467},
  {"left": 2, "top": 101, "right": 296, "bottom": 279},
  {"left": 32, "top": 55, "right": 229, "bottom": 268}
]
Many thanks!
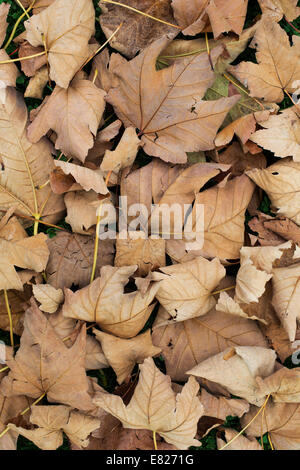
[
  {"left": 1, "top": 300, "right": 93, "bottom": 411},
  {"left": 9, "top": 405, "right": 100, "bottom": 450},
  {"left": 28, "top": 76, "right": 106, "bottom": 162},
  {"left": 200, "top": 388, "right": 250, "bottom": 421},
  {"left": 101, "top": 127, "right": 141, "bottom": 174},
  {"left": 45, "top": 232, "right": 115, "bottom": 289},
  {"left": 62, "top": 265, "right": 159, "bottom": 338},
  {"left": 229, "top": 17, "right": 300, "bottom": 102},
  {"left": 185, "top": 174, "right": 255, "bottom": 259},
  {"left": 242, "top": 402, "right": 300, "bottom": 450},
  {"left": 188, "top": 345, "right": 276, "bottom": 405},
  {"left": 217, "top": 428, "right": 263, "bottom": 450},
  {"left": 250, "top": 107, "right": 300, "bottom": 162},
  {"left": 54, "top": 161, "right": 108, "bottom": 195},
  {"left": 0, "top": 86, "right": 64, "bottom": 224},
  {"left": 24, "top": 66, "right": 49, "bottom": 99},
  {"left": 99, "top": 0, "right": 177, "bottom": 58},
  {"left": 152, "top": 304, "right": 268, "bottom": 381},
  {"left": 272, "top": 263, "right": 300, "bottom": 341},
  {"left": 152, "top": 256, "right": 225, "bottom": 321},
  {"left": 108, "top": 36, "right": 239, "bottom": 163},
  {"left": 32, "top": 284, "right": 64, "bottom": 313},
  {"left": 206, "top": 0, "right": 248, "bottom": 37},
  {"left": 247, "top": 158, "right": 300, "bottom": 225},
  {"left": 171, "top": 0, "right": 207, "bottom": 35},
  {"left": 25, "top": 0, "right": 95, "bottom": 88},
  {"left": 257, "top": 0, "right": 300, "bottom": 21},
  {"left": 0, "top": 2, "right": 9, "bottom": 47},
  {"left": 93, "top": 357, "right": 203, "bottom": 449},
  {"left": 94, "top": 329, "right": 161, "bottom": 384},
  {"left": 115, "top": 233, "right": 166, "bottom": 276}
]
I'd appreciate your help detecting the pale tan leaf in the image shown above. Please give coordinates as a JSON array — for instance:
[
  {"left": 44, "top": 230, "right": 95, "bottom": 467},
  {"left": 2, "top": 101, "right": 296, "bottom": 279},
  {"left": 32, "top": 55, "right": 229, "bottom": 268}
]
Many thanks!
[
  {"left": 0, "top": 233, "right": 49, "bottom": 291},
  {"left": 101, "top": 127, "right": 141, "bottom": 174},
  {"left": 200, "top": 388, "right": 250, "bottom": 420},
  {"left": 28, "top": 77, "right": 106, "bottom": 162},
  {"left": 115, "top": 233, "right": 166, "bottom": 276},
  {"left": 258, "top": 0, "right": 300, "bottom": 21},
  {"left": 250, "top": 108, "right": 300, "bottom": 162},
  {"left": 171, "top": 0, "right": 207, "bottom": 35},
  {"left": 206, "top": 0, "right": 248, "bottom": 37},
  {"left": 17, "top": 40, "right": 46, "bottom": 77},
  {"left": 9, "top": 405, "right": 100, "bottom": 450},
  {"left": 0, "top": 3, "right": 9, "bottom": 47},
  {"left": 242, "top": 402, "right": 300, "bottom": 450},
  {"left": 24, "top": 66, "right": 48, "bottom": 99},
  {"left": 32, "top": 284, "right": 64, "bottom": 313},
  {"left": 0, "top": 87, "right": 64, "bottom": 223},
  {"left": 25, "top": 0, "right": 95, "bottom": 88},
  {"left": 62, "top": 265, "right": 159, "bottom": 338},
  {"left": 0, "top": 301, "right": 93, "bottom": 411},
  {"left": 152, "top": 305, "right": 268, "bottom": 381},
  {"left": 108, "top": 37, "right": 239, "bottom": 163},
  {"left": 54, "top": 161, "right": 108, "bottom": 195},
  {"left": 0, "top": 50, "right": 20, "bottom": 87},
  {"left": 85, "top": 335, "right": 109, "bottom": 371},
  {"left": 94, "top": 329, "right": 161, "bottom": 384},
  {"left": 247, "top": 159, "right": 300, "bottom": 225},
  {"left": 152, "top": 256, "right": 225, "bottom": 321},
  {"left": 272, "top": 263, "right": 300, "bottom": 341},
  {"left": 230, "top": 17, "right": 300, "bottom": 102},
  {"left": 257, "top": 367, "right": 300, "bottom": 403},
  {"left": 93, "top": 357, "right": 203, "bottom": 450},
  {"left": 217, "top": 428, "right": 262, "bottom": 450},
  {"left": 186, "top": 175, "right": 255, "bottom": 260},
  {"left": 188, "top": 346, "right": 276, "bottom": 405}
]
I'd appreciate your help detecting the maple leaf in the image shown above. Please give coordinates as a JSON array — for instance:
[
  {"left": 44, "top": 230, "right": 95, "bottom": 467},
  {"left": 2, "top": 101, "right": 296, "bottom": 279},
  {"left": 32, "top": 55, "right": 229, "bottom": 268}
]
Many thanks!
[
  {"left": 115, "top": 233, "right": 166, "bottom": 276},
  {"left": 0, "top": 390, "right": 30, "bottom": 451},
  {"left": 200, "top": 388, "right": 250, "bottom": 421},
  {"left": 24, "top": 66, "right": 49, "bottom": 99},
  {"left": 152, "top": 304, "right": 268, "bottom": 381},
  {"left": 247, "top": 158, "right": 300, "bottom": 225},
  {"left": 242, "top": 402, "right": 300, "bottom": 450},
  {"left": 152, "top": 256, "right": 226, "bottom": 321},
  {"left": 25, "top": 0, "right": 95, "bottom": 88},
  {"left": 188, "top": 345, "right": 277, "bottom": 405},
  {"left": 27, "top": 75, "right": 106, "bottom": 162},
  {"left": 32, "top": 284, "right": 64, "bottom": 313},
  {"left": 229, "top": 16, "right": 300, "bottom": 102},
  {"left": 62, "top": 265, "right": 159, "bottom": 338},
  {"left": 45, "top": 232, "right": 115, "bottom": 289},
  {"left": 0, "top": 86, "right": 64, "bottom": 224},
  {"left": 94, "top": 329, "right": 161, "bottom": 384},
  {"left": 93, "top": 357, "right": 203, "bottom": 450},
  {"left": 250, "top": 107, "right": 300, "bottom": 162},
  {"left": 101, "top": 127, "right": 141, "bottom": 175},
  {"left": 53, "top": 161, "right": 109, "bottom": 195},
  {"left": 0, "top": 300, "right": 93, "bottom": 411},
  {"left": 257, "top": 0, "right": 300, "bottom": 21},
  {"left": 217, "top": 429, "right": 263, "bottom": 450},
  {"left": 108, "top": 36, "right": 239, "bottom": 163},
  {"left": 172, "top": 0, "right": 248, "bottom": 37},
  {"left": 8, "top": 405, "right": 100, "bottom": 450},
  {"left": 99, "top": 0, "right": 177, "bottom": 58},
  {"left": 185, "top": 174, "right": 255, "bottom": 260},
  {"left": 0, "top": 2, "right": 9, "bottom": 47}
]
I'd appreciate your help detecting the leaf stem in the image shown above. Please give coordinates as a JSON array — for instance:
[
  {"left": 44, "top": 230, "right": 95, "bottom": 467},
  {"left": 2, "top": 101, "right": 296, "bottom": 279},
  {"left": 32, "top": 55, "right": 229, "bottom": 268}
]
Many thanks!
[
  {"left": 4, "top": 1, "right": 36, "bottom": 50},
  {"left": 219, "top": 394, "right": 271, "bottom": 450},
  {"left": 90, "top": 171, "right": 112, "bottom": 283},
  {"left": 0, "top": 366, "right": 9, "bottom": 373},
  {"left": 80, "top": 23, "right": 123, "bottom": 70},
  {"left": 33, "top": 213, "right": 41, "bottom": 235},
  {"left": 14, "top": 0, "right": 30, "bottom": 18},
  {"left": 153, "top": 431, "right": 158, "bottom": 450},
  {"left": 0, "top": 50, "right": 46, "bottom": 65},
  {"left": 3, "top": 290, "right": 14, "bottom": 349},
  {"left": 100, "top": 0, "right": 181, "bottom": 29},
  {"left": 211, "top": 285, "right": 236, "bottom": 296},
  {"left": 205, "top": 32, "right": 214, "bottom": 70},
  {"left": 223, "top": 73, "right": 265, "bottom": 111}
]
